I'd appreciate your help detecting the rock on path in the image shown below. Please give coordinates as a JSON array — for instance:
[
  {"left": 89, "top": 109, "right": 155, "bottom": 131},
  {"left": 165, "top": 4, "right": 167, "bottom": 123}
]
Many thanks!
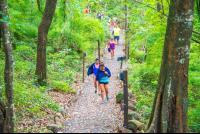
[{"left": 62, "top": 26, "right": 126, "bottom": 133}]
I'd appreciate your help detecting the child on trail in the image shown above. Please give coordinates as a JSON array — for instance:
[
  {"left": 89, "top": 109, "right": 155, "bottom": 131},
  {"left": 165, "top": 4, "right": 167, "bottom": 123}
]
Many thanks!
[
  {"left": 113, "top": 16, "right": 118, "bottom": 25},
  {"left": 96, "top": 63, "right": 111, "bottom": 104},
  {"left": 112, "top": 24, "right": 121, "bottom": 45},
  {"left": 87, "top": 58, "right": 101, "bottom": 95},
  {"left": 84, "top": 8, "right": 88, "bottom": 14},
  {"left": 107, "top": 37, "right": 116, "bottom": 60}
]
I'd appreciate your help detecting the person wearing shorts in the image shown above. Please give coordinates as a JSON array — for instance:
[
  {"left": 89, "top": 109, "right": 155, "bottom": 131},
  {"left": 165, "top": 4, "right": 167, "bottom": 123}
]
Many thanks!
[
  {"left": 113, "top": 16, "right": 117, "bottom": 25},
  {"left": 87, "top": 58, "right": 101, "bottom": 95},
  {"left": 112, "top": 25, "right": 121, "bottom": 45},
  {"left": 96, "top": 63, "right": 111, "bottom": 104},
  {"left": 107, "top": 37, "right": 116, "bottom": 60}
]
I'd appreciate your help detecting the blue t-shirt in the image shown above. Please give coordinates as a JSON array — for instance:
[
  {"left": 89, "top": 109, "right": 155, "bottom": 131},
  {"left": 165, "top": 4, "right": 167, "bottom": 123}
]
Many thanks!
[{"left": 99, "top": 76, "right": 109, "bottom": 83}]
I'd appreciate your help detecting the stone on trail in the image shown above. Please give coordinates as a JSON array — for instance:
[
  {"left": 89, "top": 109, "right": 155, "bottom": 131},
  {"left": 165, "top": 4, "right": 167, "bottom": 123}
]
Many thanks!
[
  {"left": 128, "top": 111, "right": 141, "bottom": 121},
  {"left": 58, "top": 107, "right": 66, "bottom": 118},
  {"left": 54, "top": 117, "right": 61, "bottom": 123},
  {"left": 44, "top": 129, "right": 53, "bottom": 133},
  {"left": 128, "top": 120, "right": 146, "bottom": 130},
  {"left": 128, "top": 122, "right": 137, "bottom": 133},
  {"left": 55, "top": 113, "right": 64, "bottom": 120},
  {"left": 130, "top": 94, "right": 137, "bottom": 100},
  {"left": 121, "top": 100, "right": 136, "bottom": 111},
  {"left": 117, "top": 89, "right": 134, "bottom": 103},
  {"left": 117, "top": 126, "right": 132, "bottom": 133},
  {"left": 47, "top": 124, "right": 59, "bottom": 133},
  {"left": 56, "top": 121, "right": 63, "bottom": 129}
]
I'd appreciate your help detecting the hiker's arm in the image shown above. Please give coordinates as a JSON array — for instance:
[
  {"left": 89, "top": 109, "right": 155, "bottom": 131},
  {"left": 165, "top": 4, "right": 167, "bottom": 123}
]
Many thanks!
[
  {"left": 104, "top": 71, "right": 109, "bottom": 77},
  {"left": 107, "top": 42, "right": 110, "bottom": 48}
]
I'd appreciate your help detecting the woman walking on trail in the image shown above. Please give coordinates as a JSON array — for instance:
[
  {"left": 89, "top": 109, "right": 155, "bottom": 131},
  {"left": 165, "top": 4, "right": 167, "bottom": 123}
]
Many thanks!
[
  {"left": 108, "top": 38, "right": 116, "bottom": 60},
  {"left": 87, "top": 58, "right": 101, "bottom": 95},
  {"left": 96, "top": 63, "right": 111, "bottom": 104}
]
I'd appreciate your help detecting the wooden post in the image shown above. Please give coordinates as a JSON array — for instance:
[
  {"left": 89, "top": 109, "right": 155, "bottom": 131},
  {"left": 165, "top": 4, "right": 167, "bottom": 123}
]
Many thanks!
[
  {"left": 98, "top": 40, "right": 100, "bottom": 60},
  {"left": 123, "top": 70, "right": 128, "bottom": 129},
  {"left": 83, "top": 52, "right": 85, "bottom": 83}
]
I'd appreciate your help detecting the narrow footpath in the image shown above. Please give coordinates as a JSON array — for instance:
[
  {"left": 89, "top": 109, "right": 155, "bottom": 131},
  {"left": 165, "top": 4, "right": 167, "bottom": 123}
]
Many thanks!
[{"left": 62, "top": 27, "right": 126, "bottom": 133}]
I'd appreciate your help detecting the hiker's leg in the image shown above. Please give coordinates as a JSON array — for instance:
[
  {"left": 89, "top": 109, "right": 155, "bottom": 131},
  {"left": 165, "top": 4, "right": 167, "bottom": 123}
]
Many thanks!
[
  {"left": 113, "top": 49, "right": 115, "bottom": 57},
  {"left": 100, "top": 84, "right": 105, "bottom": 100},
  {"left": 98, "top": 82, "right": 101, "bottom": 94},
  {"left": 93, "top": 75, "right": 97, "bottom": 90},
  {"left": 105, "top": 84, "right": 109, "bottom": 96},
  {"left": 111, "top": 50, "right": 113, "bottom": 58}
]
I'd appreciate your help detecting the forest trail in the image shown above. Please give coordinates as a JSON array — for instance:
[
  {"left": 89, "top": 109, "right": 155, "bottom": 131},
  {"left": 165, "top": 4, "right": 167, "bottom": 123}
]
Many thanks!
[{"left": 62, "top": 26, "right": 126, "bottom": 133}]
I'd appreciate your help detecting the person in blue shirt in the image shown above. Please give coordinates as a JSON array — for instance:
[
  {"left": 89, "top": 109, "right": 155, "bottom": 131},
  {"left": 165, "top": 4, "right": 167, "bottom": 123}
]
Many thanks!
[
  {"left": 97, "top": 11, "right": 101, "bottom": 20},
  {"left": 87, "top": 58, "right": 101, "bottom": 95},
  {"left": 96, "top": 62, "right": 111, "bottom": 104}
]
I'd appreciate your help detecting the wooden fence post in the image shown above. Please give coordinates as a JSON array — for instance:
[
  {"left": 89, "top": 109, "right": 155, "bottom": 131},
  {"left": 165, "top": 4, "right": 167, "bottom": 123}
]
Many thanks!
[
  {"left": 123, "top": 70, "right": 128, "bottom": 129},
  {"left": 83, "top": 52, "right": 85, "bottom": 83},
  {"left": 98, "top": 40, "right": 100, "bottom": 60}
]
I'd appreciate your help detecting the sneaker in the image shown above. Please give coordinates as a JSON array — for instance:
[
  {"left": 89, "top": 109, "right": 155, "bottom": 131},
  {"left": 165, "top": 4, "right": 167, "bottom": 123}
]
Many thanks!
[
  {"left": 106, "top": 96, "right": 109, "bottom": 100},
  {"left": 95, "top": 90, "right": 97, "bottom": 94},
  {"left": 99, "top": 94, "right": 101, "bottom": 96},
  {"left": 101, "top": 100, "right": 104, "bottom": 104}
]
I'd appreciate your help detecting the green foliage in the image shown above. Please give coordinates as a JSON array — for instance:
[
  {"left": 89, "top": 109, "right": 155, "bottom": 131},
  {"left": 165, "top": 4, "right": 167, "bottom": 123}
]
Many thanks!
[
  {"left": 51, "top": 81, "right": 76, "bottom": 94},
  {"left": 116, "top": 90, "right": 123, "bottom": 103}
]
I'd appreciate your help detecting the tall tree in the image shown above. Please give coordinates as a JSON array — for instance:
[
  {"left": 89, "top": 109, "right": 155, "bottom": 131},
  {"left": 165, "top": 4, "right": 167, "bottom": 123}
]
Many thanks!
[
  {"left": 197, "top": 0, "right": 200, "bottom": 20},
  {"left": 0, "top": 0, "right": 15, "bottom": 133},
  {"left": 35, "top": 0, "right": 57, "bottom": 85},
  {"left": 146, "top": 0, "right": 195, "bottom": 133},
  {"left": 125, "top": 0, "right": 129, "bottom": 60}
]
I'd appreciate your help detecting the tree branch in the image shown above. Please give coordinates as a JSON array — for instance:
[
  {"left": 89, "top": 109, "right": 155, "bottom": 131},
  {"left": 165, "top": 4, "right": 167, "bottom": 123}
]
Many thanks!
[
  {"left": 191, "top": 38, "right": 200, "bottom": 44},
  {"left": 132, "top": 0, "right": 200, "bottom": 44}
]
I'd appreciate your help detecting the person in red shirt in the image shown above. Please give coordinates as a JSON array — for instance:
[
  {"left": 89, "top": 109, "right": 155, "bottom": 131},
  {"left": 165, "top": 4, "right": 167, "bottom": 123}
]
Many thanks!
[{"left": 85, "top": 8, "right": 88, "bottom": 14}]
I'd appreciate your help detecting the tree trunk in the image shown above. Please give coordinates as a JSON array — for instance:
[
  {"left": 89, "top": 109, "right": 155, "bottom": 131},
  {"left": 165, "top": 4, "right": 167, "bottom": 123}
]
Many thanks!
[
  {"left": 0, "top": 0, "right": 15, "bottom": 133},
  {"left": 197, "top": 0, "right": 200, "bottom": 20},
  {"left": 0, "top": 3, "right": 2, "bottom": 49},
  {"left": 35, "top": 0, "right": 57, "bottom": 85},
  {"left": 0, "top": 70, "right": 5, "bottom": 133},
  {"left": 37, "top": 0, "right": 42, "bottom": 12},
  {"left": 146, "top": 0, "right": 195, "bottom": 133},
  {"left": 125, "top": 1, "right": 129, "bottom": 60},
  {"left": 156, "top": 0, "right": 162, "bottom": 12}
]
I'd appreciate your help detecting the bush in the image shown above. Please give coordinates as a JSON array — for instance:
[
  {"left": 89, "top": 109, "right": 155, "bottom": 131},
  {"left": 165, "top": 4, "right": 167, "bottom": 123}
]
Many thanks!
[
  {"left": 129, "top": 49, "right": 145, "bottom": 62},
  {"left": 51, "top": 81, "right": 76, "bottom": 94}
]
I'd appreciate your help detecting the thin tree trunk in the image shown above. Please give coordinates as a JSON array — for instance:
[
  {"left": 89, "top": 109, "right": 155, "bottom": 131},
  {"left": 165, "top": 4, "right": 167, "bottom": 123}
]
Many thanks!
[
  {"left": 197, "top": 0, "right": 200, "bottom": 20},
  {"left": 146, "top": 0, "right": 195, "bottom": 133},
  {"left": 0, "top": 0, "right": 15, "bottom": 133},
  {"left": 0, "top": 3, "right": 2, "bottom": 49},
  {"left": 125, "top": 0, "right": 129, "bottom": 60},
  {"left": 0, "top": 70, "right": 4, "bottom": 133},
  {"left": 35, "top": 0, "right": 57, "bottom": 85}
]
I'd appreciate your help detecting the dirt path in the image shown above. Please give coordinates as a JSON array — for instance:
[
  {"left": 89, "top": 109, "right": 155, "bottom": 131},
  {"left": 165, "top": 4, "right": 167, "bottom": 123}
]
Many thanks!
[{"left": 62, "top": 26, "right": 126, "bottom": 133}]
